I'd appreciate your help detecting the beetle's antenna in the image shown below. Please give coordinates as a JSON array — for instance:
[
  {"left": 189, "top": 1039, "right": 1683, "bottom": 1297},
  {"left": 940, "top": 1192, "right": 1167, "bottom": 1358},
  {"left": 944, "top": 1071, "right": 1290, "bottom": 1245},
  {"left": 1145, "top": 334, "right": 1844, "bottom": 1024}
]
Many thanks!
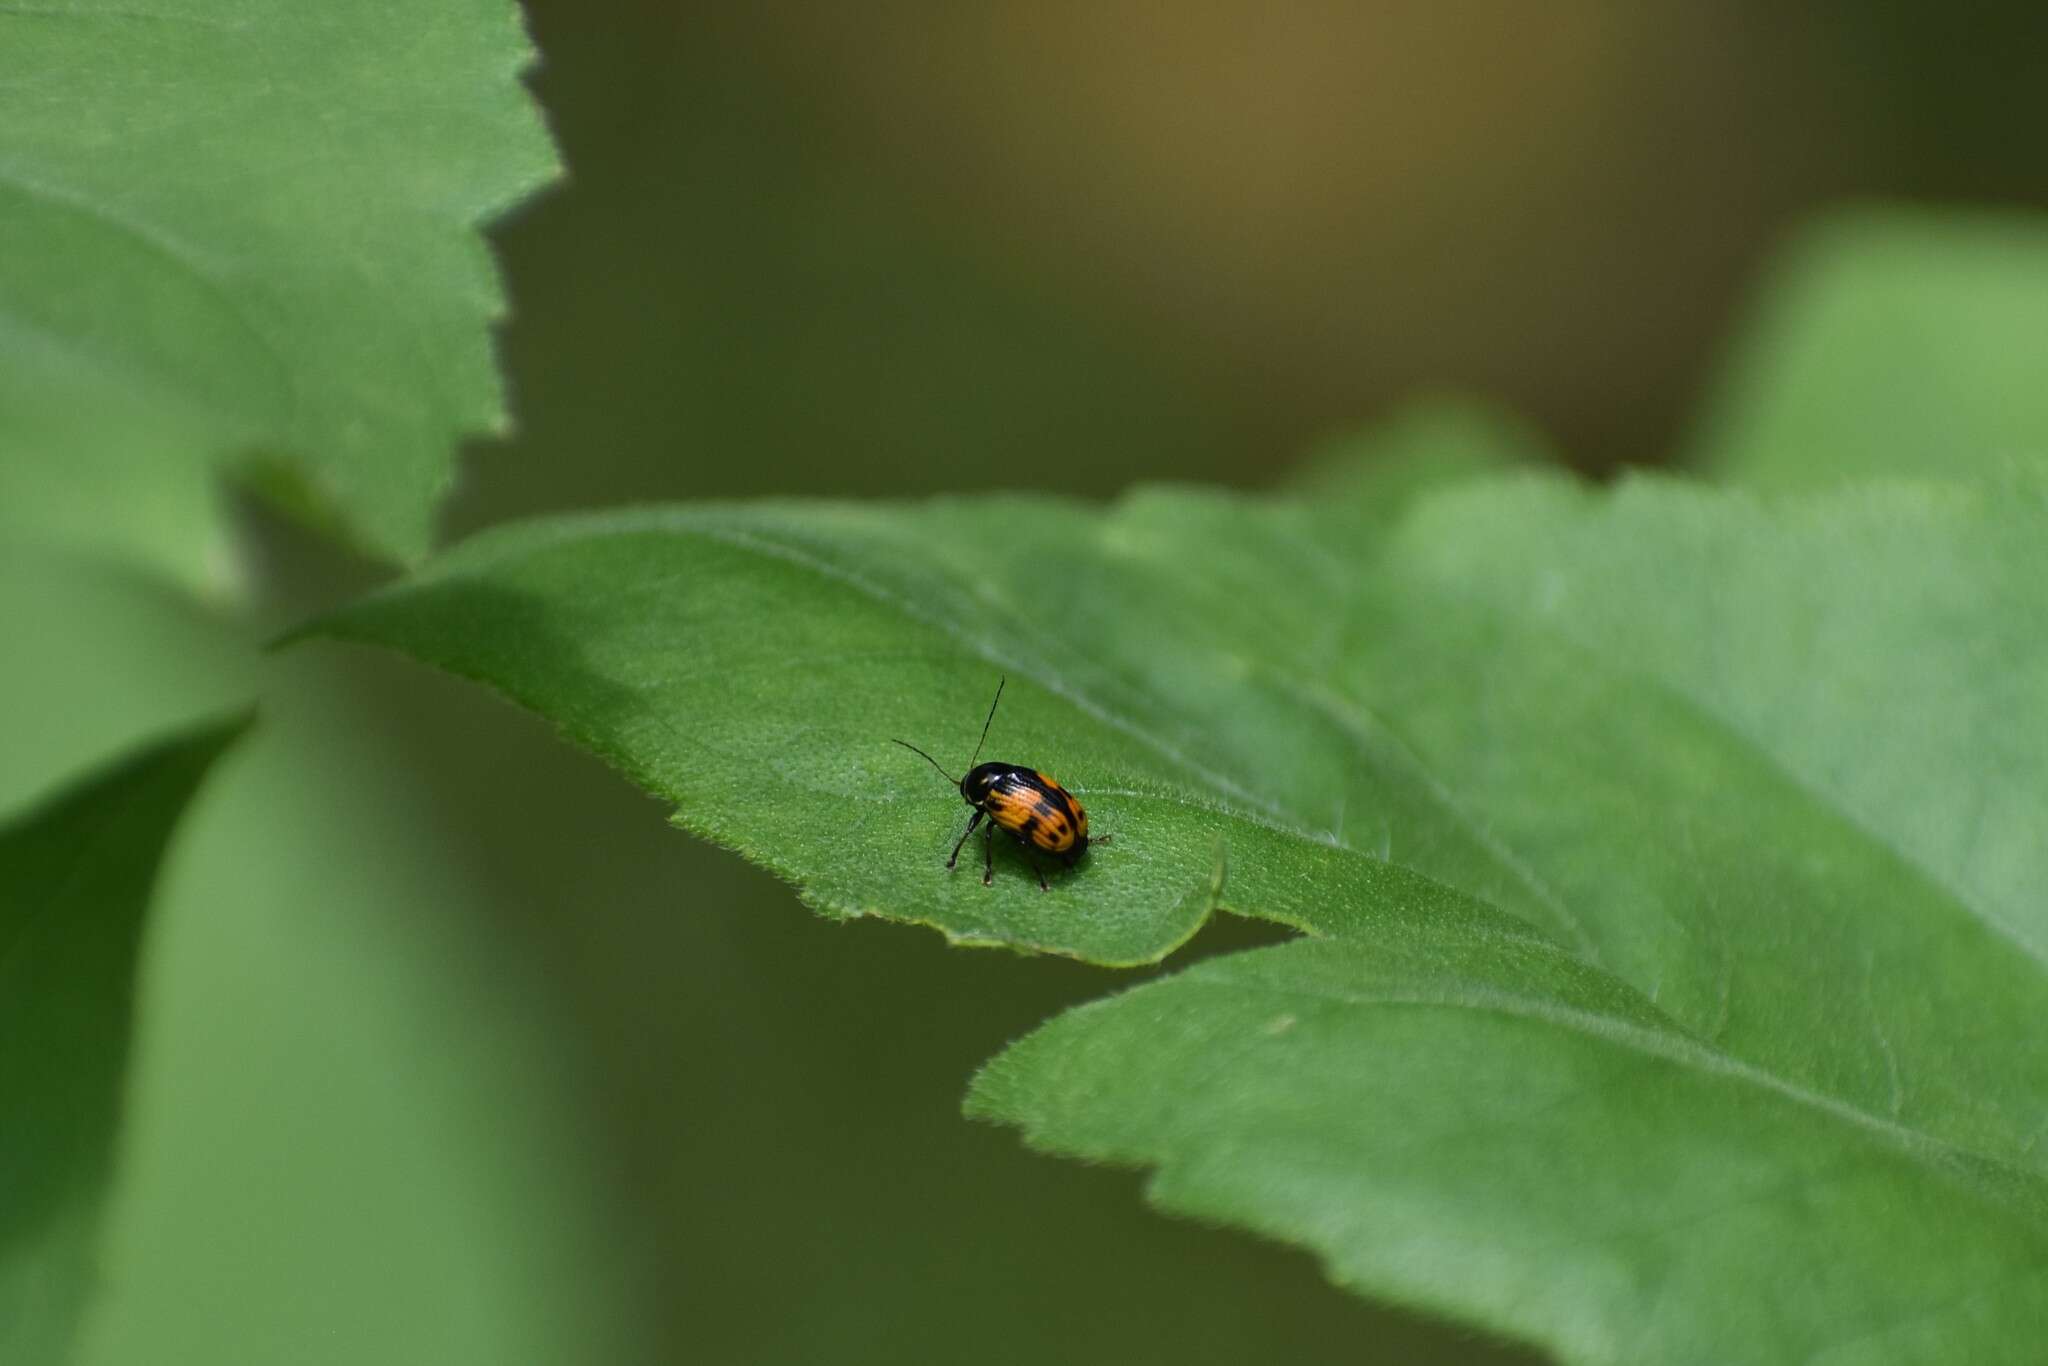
[
  {"left": 891, "top": 739, "right": 957, "bottom": 785},
  {"left": 968, "top": 677, "right": 1005, "bottom": 769}
]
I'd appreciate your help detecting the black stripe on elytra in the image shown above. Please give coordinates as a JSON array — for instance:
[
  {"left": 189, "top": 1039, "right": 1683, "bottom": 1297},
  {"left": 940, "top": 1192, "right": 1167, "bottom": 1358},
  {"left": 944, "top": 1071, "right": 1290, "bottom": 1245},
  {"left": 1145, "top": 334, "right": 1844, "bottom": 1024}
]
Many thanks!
[{"left": 1010, "top": 772, "right": 1075, "bottom": 809}]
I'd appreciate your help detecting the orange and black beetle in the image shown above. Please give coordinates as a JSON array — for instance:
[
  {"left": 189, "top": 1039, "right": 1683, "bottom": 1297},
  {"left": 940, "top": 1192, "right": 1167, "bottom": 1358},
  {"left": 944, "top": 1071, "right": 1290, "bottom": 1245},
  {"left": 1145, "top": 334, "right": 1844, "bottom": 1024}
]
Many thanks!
[{"left": 893, "top": 678, "right": 1110, "bottom": 891}]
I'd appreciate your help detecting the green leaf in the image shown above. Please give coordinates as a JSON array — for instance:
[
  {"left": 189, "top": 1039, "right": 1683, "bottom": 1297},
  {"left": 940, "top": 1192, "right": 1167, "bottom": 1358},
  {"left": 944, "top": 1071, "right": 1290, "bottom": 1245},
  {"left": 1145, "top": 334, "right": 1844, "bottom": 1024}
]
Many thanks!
[
  {"left": 0, "top": 0, "right": 559, "bottom": 585},
  {"left": 1284, "top": 396, "right": 1544, "bottom": 508},
  {"left": 0, "top": 547, "right": 255, "bottom": 822},
  {"left": 72, "top": 653, "right": 631, "bottom": 1366},
  {"left": 0, "top": 716, "right": 247, "bottom": 1365},
  {"left": 0, "top": 549, "right": 627, "bottom": 1363},
  {"left": 969, "top": 931, "right": 2048, "bottom": 1365},
  {"left": 298, "top": 455, "right": 2048, "bottom": 1361},
  {"left": 1694, "top": 207, "right": 2048, "bottom": 485}
]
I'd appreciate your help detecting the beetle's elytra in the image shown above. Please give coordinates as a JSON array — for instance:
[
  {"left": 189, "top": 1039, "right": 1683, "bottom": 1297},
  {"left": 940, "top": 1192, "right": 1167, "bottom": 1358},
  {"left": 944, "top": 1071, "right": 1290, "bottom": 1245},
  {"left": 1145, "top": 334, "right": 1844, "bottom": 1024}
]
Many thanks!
[{"left": 892, "top": 678, "right": 1110, "bottom": 891}]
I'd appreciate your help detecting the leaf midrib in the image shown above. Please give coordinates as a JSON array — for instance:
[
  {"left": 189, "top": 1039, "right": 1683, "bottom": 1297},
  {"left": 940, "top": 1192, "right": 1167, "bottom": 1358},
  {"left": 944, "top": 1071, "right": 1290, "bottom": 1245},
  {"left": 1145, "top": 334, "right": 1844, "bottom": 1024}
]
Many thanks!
[
  {"left": 647, "top": 514, "right": 1323, "bottom": 832},
  {"left": 1151, "top": 969, "right": 2048, "bottom": 1233},
  {"left": 0, "top": 167, "right": 291, "bottom": 394}
]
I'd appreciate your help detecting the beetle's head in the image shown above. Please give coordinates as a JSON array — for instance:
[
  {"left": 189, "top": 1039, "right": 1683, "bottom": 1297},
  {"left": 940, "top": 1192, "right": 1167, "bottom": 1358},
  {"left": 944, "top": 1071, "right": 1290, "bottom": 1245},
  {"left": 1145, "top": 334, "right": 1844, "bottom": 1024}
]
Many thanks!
[{"left": 960, "top": 762, "right": 1004, "bottom": 805}]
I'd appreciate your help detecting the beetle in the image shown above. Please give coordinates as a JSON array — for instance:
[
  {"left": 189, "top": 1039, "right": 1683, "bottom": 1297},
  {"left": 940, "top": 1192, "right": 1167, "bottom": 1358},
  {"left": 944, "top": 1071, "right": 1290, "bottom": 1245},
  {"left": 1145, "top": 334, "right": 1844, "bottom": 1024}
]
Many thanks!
[{"left": 892, "top": 677, "right": 1110, "bottom": 891}]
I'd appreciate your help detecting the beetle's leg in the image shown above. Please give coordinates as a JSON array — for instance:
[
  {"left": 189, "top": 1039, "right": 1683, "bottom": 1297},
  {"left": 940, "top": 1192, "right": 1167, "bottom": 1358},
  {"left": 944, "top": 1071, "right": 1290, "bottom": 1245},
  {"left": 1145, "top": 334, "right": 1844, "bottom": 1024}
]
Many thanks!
[
  {"left": 947, "top": 809, "right": 985, "bottom": 869},
  {"left": 1025, "top": 847, "right": 1049, "bottom": 892},
  {"left": 982, "top": 821, "right": 995, "bottom": 886}
]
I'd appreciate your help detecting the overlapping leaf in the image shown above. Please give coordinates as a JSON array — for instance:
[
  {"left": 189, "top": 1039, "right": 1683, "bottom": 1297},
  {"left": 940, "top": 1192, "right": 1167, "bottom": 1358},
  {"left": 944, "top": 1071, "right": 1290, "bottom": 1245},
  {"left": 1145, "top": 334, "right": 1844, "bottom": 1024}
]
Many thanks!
[
  {"left": 0, "top": 548, "right": 255, "bottom": 821},
  {"left": 0, "top": 551, "right": 621, "bottom": 1366},
  {"left": 0, "top": 717, "right": 246, "bottom": 1364},
  {"left": 0, "top": 0, "right": 559, "bottom": 584}
]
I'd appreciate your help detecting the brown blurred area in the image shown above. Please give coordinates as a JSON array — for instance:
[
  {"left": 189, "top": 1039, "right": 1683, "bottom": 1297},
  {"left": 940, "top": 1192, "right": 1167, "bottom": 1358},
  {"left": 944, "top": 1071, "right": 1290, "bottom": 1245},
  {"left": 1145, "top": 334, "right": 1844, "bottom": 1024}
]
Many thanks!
[
  {"left": 745, "top": 0, "right": 2048, "bottom": 471},
  {"left": 707, "top": 2, "right": 1865, "bottom": 472},
  {"left": 461, "top": 0, "right": 2048, "bottom": 534}
]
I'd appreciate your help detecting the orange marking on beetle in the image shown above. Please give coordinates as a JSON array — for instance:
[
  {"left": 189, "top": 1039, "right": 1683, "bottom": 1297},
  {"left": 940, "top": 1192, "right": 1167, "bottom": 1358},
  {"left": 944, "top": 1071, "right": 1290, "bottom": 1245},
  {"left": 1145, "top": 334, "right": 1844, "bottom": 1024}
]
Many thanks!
[{"left": 986, "top": 791, "right": 1033, "bottom": 833}]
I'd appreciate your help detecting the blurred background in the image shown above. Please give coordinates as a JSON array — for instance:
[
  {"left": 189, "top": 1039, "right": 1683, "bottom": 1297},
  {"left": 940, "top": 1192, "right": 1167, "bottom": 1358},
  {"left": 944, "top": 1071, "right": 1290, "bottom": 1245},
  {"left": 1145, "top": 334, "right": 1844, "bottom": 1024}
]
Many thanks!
[{"left": 68, "top": 3, "right": 2048, "bottom": 1363}]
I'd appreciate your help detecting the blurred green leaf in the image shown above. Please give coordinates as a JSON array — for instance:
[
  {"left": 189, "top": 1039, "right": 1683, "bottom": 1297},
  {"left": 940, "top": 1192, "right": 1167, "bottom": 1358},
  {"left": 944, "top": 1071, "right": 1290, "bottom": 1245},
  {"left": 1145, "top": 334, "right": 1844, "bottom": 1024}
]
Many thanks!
[
  {"left": 1694, "top": 207, "right": 2048, "bottom": 484},
  {"left": 1284, "top": 397, "right": 1544, "bottom": 510},
  {"left": 0, "top": 716, "right": 246, "bottom": 1365},
  {"left": 70, "top": 650, "right": 630, "bottom": 1366},
  {"left": 0, "top": 0, "right": 559, "bottom": 587},
  {"left": 0, "top": 548, "right": 254, "bottom": 821},
  {"left": 0, "top": 546, "right": 626, "bottom": 1363},
  {"left": 302, "top": 449, "right": 2048, "bottom": 1360}
]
